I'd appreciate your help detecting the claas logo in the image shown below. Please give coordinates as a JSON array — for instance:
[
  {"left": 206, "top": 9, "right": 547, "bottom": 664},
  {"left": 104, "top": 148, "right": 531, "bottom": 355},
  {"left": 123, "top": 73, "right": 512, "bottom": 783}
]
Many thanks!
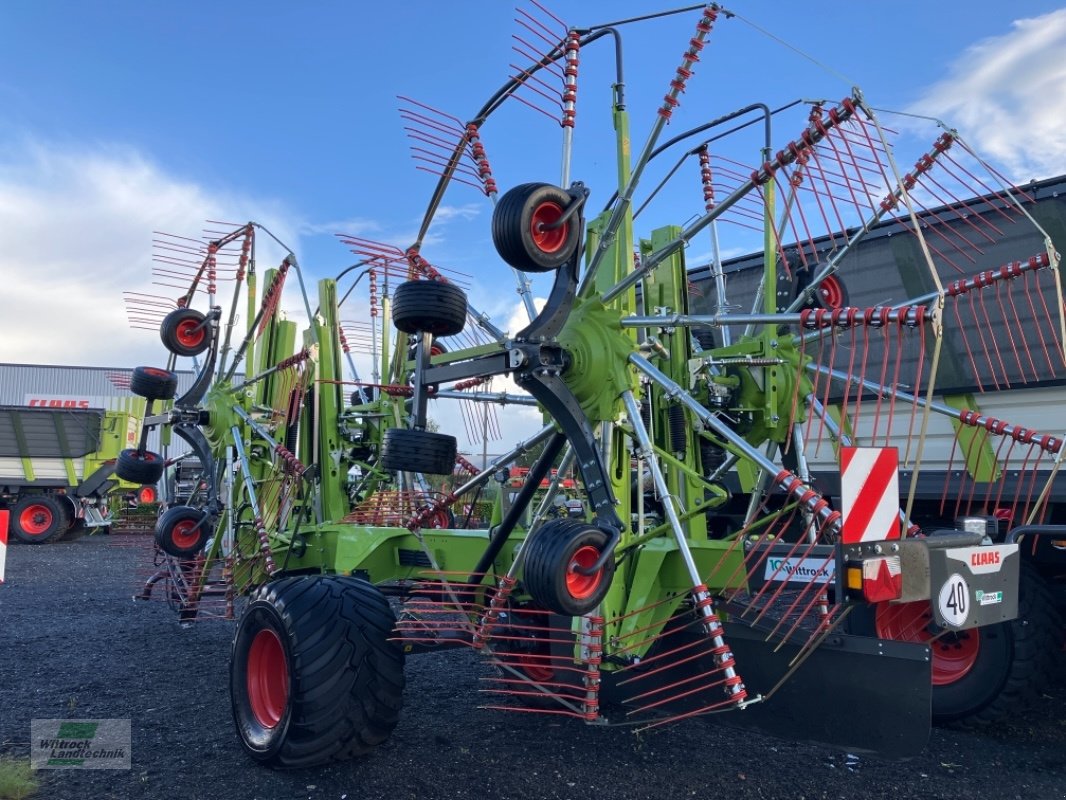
[{"left": 28, "top": 398, "right": 91, "bottom": 409}]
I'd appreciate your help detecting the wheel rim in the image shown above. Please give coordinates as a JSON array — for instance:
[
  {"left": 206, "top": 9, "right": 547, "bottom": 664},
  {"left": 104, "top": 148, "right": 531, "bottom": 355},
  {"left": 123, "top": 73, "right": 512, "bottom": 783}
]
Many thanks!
[
  {"left": 139, "top": 486, "right": 156, "bottom": 504},
  {"left": 530, "top": 201, "right": 567, "bottom": 254},
  {"left": 425, "top": 508, "right": 451, "bottom": 529},
  {"left": 176, "top": 318, "right": 205, "bottom": 348},
  {"left": 142, "top": 367, "right": 171, "bottom": 379},
  {"left": 170, "top": 518, "right": 201, "bottom": 551},
  {"left": 135, "top": 451, "right": 157, "bottom": 464},
  {"left": 516, "top": 654, "right": 554, "bottom": 682},
  {"left": 818, "top": 276, "right": 845, "bottom": 309},
  {"left": 19, "top": 504, "right": 53, "bottom": 535},
  {"left": 247, "top": 628, "right": 289, "bottom": 729},
  {"left": 566, "top": 545, "right": 603, "bottom": 600},
  {"left": 875, "top": 602, "right": 980, "bottom": 686}
]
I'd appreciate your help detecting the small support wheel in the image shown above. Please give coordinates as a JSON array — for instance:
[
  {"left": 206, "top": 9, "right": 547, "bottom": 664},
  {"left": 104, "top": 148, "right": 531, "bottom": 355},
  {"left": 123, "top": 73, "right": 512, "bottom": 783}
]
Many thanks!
[
  {"left": 130, "top": 366, "right": 179, "bottom": 401},
  {"left": 230, "top": 576, "right": 405, "bottom": 768},
  {"left": 522, "top": 518, "right": 615, "bottom": 616},
  {"left": 116, "top": 449, "right": 166, "bottom": 485},
  {"left": 492, "top": 182, "right": 581, "bottom": 272},
  {"left": 161, "top": 307, "right": 211, "bottom": 357},
  {"left": 379, "top": 428, "right": 457, "bottom": 476},
  {"left": 155, "top": 505, "right": 210, "bottom": 557},
  {"left": 799, "top": 273, "right": 849, "bottom": 311},
  {"left": 392, "top": 281, "right": 467, "bottom": 337},
  {"left": 10, "top": 494, "right": 65, "bottom": 544}
]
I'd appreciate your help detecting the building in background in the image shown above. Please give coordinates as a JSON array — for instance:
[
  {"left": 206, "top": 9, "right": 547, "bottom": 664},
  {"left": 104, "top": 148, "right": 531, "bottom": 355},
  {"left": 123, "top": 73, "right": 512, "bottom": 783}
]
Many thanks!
[{"left": 0, "top": 362, "right": 198, "bottom": 458}]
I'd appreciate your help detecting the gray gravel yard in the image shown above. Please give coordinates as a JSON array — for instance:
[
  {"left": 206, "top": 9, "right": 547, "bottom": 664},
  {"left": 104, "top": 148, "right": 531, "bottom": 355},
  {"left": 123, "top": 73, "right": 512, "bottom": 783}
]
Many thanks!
[{"left": 1, "top": 534, "right": 1063, "bottom": 800}]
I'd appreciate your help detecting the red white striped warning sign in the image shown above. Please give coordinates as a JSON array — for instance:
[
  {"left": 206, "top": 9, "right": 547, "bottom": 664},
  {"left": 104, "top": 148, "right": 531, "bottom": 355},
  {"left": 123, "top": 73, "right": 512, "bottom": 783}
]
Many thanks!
[
  {"left": 0, "top": 510, "right": 7, "bottom": 583},
  {"left": 840, "top": 447, "right": 901, "bottom": 543}
]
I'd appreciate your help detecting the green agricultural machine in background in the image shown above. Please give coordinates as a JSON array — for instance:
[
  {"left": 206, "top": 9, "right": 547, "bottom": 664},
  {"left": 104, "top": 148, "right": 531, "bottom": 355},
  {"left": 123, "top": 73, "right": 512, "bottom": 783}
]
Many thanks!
[
  {"left": 119, "top": 3, "right": 1062, "bottom": 768},
  {"left": 0, "top": 402, "right": 154, "bottom": 543}
]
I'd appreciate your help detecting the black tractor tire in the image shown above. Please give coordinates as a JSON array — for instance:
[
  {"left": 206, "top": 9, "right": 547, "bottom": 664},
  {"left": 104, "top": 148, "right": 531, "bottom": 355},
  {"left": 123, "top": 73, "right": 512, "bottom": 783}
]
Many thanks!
[
  {"left": 933, "top": 564, "right": 1064, "bottom": 726},
  {"left": 10, "top": 494, "right": 66, "bottom": 544},
  {"left": 522, "top": 518, "right": 615, "bottom": 616},
  {"left": 379, "top": 428, "right": 456, "bottom": 475},
  {"left": 230, "top": 576, "right": 405, "bottom": 768},
  {"left": 392, "top": 281, "right": 467, "bottom": 337},
  {"left": 116, "top": 449, "right": 166, "bottom": 485},
  {"left": 58, "top": 519, "right": 88, "bottom": 542},
  {"left": 350, "top": 386, "right": 377, "bottom": 406},
  {"left": 161, "top": 307, "right": 211, "bottom": 357},
  {"left": 876, "top": 562, "right": 1063, "bottom": 726},
  {"left": 492, "top": 182, "right": 580, "bottom": 272},
  {"left": 155, "top": 505, "right": 210, "bottom": 557},
  {"left": 130, "top": 365, "right": 179, "bottom": 401}
]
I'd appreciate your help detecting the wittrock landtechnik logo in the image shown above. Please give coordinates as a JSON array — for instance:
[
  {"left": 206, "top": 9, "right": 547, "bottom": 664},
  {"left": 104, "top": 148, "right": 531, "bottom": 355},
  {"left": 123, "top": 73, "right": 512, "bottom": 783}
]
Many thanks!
[{"left": 30, "top": 719, "right": 131, "bottom": 769}]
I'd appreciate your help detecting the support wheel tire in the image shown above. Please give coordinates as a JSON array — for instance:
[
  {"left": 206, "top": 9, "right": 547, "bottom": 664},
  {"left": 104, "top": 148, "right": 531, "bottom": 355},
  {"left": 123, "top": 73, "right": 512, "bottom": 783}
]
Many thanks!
[
  {"left": 798, "top": 272, "right": 849, "bottom": 311},
  {"left": 10, "top": 494, "right": 65, "bottom": 544},
  {"left": 116, "top": 449, "right": 166, "bottom": 485},
  {"left": 492, "top": 182, "right": 580, "bottom": 272},
  {"left": 130, "top": 366, "right": 178, "bottom": 401},
  {"left": 161, "top": 307, "right": 210, "bottom": 357},
  {"left": 522, "top": 518, "right": 615, "bottom": 616},
  {"left": 392, "top": 281, "right": 467, "bottom": 337},
  {"left": 230, "top": 576, "right": 405, "bottom": 768},
  {"left": 380, "top": 429, "right": 456, "bottom": 475},
  {"left": 155, "top": 505, "right": 210, "bottom": 557}
]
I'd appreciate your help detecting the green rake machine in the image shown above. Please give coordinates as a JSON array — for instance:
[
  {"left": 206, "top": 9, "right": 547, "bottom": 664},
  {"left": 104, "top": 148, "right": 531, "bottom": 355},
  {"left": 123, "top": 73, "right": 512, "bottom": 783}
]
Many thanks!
[{"left": 118, "top": 3, "right": 1063, "bottom": 767}]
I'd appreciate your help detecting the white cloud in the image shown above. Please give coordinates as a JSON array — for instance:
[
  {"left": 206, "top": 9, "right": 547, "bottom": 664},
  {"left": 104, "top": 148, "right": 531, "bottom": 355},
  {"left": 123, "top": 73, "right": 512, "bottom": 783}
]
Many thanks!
[
  {"left": 908, "top": 9, "right": 1066, "bottom": 181},
  {"left": 0, "top": 139, "right": 296, "bottom": 368},
  {"left": 430, "top": 203, "right": 481, "bottom": 224}
]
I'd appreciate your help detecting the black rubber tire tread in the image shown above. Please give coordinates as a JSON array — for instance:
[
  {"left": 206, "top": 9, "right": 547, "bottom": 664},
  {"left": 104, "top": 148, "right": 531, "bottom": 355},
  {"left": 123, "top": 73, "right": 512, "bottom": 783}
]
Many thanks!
[
  {"left": 155, "top": 505, "right": 210, "bottom": 557},
  {"left": 229, "top": 576, "right": 405, "bottom": 768},
  {"left": 116, "top": 449, "right": 166, "bottom": 485},
  {"left": 521, "top": 518, "right": 616, "bottom": 616},
  {"left": 350, "top": 386, "right": 377, "bottom": 406},
  {"left": 936, "top": 563, "right": 1064, "bottom": 727},
  {"left": 10, "top": 494, "right": 65, "bottom": 544},
  {"left": 379, "top": 428, "right": 457, "bottom": 476},
  {"left": 392, "top": 281, "right": 467, "bottom": 337},
  {"left": 160, "top": 307, "right": 210, "bottom": 357},
  {"left": 130, "top": 365, "right": 179, "bottom": 401},
  {"left": 58, "top": 519, "right": 88, "bottom": 542},
  {"left": 492, "top": 182, "right": 580, "bottom": 272}
]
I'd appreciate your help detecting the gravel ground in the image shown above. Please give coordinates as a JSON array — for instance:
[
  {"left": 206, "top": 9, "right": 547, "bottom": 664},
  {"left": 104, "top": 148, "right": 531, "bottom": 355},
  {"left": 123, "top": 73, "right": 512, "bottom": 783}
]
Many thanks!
[{"left": 1, "top": 535, "right": 1064, "bottom": 800}]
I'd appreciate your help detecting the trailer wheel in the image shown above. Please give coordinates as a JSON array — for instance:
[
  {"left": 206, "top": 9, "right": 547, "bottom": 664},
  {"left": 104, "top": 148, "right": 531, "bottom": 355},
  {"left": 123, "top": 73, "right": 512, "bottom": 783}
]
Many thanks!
[
  {"left": 161, "top": 308, "right": 210, "bottom": 357},
  {"left": 392, "top": 281, "right": 467, "bottom": 337},
  {"left": 492, "top": 183, "right": 580, "bottom": 272},
  {"left": 155, "top": 505, "right": 210, "bottom": 557},
  {"left": 380, "top": 428, "right": 457, "bottom": 476},
  {"left": 876, "top": 564, "right": 1062, "bottom": 725},
  {"left": 230, "top": 576, "right": 405, "bottom": 768},
  {"left": 10, "top": 495, "right": 65, "bottom": 544},
  {"left": 522, "top": 519, "right": 615, "bottom": 616},
  {"left": 130, "top": 365, "right": 179, "bottom": 401},
  {"left": 55, "top": 496, "right": 85, "bottom": 541},
  {"left": 116, "top": 449, "right": 166, "bottom": 485},
  {"left": 59, "top": 519, "right": 88, "bottom": 542}
]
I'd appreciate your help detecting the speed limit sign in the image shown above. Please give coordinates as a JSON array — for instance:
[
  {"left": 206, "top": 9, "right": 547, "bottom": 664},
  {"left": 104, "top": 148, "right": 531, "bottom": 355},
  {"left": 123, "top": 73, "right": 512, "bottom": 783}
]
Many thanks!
[{"left": 937, "top": 573, "right": 970, "bottom": 628}]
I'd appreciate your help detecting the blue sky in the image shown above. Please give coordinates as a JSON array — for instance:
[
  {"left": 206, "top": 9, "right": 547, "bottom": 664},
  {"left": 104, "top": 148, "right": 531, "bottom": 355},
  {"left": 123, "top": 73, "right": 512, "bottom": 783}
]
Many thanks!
[{"left": 2, "top": 0, "right": 1065, "bottom": 378}]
